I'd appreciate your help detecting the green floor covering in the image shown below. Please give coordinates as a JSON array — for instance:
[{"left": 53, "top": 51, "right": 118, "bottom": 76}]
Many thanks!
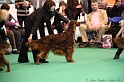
[{"left": 0, "top": 47, "right": 124, "bottom": 82}]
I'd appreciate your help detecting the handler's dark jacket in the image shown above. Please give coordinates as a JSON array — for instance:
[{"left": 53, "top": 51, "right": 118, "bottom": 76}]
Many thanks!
[
  {"left": 27, "top": 8, "right": 69, "bottom": 37},
  {"left": 0, "top": 21, "right": 7, "bottom": 43}
]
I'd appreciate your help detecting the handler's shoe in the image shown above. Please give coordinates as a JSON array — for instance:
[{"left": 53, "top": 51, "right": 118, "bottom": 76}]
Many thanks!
[{"left": 113, "top": 54, "right": 119, "bottom": 59}]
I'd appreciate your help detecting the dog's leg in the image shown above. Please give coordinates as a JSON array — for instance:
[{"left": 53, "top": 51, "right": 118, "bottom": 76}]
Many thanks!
[
  {"left": 5, "top": 60, "right": 10, "bottom": 72},
  {"left": 65, "top": 48, "right": 75, "bottom": 62},
  {"left": 42, "top": 53, "right": 48, "bottom": 59},
  {"left": 36, "top": 51, "right": 44, "bottom": 65},
  {"left": 36, "top": 54, "right": 42, "bottom": 65},
  {"left": 40, "top": 53, "right": 48, "bottom": 63},
  {"left": 66, "top": 55, "right": 75, "bottom": 62}
]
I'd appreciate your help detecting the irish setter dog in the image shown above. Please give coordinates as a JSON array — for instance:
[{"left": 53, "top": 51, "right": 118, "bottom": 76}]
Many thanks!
[
  {"left": 26, "top": 20, "right": 80, "bottom": 65},
  {"left": 113, "top": 37, "right": 124, "bottom": 48},
  {"left": 0, "top": 42, "right": 10, "bottom": 72}
]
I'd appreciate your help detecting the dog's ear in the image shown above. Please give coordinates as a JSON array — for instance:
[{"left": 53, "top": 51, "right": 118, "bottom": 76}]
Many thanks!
[
  {"left": 72, "top": 20, "right": 77, "bottom": 31},
  {"left": 72, "top": 20, "right": 80, "bottom": 31}
]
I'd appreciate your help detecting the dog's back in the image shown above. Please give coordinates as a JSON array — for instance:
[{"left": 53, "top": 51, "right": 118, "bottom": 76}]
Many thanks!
[
  {"left": 26, "top": 20, "right": 80, "bottom": 50},
  {"left": 26, "top": 31, "right": 74, "bottom": 51}
]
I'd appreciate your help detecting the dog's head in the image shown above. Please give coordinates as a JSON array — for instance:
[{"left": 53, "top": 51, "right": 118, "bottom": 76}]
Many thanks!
[
  {"left": 68, "top": 20, "right": 80, "bottom": 32},
  {"left": 26, "top": 40, "right": 39, "bottom": 50}
]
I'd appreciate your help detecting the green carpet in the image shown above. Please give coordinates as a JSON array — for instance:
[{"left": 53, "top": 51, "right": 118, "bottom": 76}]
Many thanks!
[{"left": 0, "top": 48, "right": 124, "bottom": 82}]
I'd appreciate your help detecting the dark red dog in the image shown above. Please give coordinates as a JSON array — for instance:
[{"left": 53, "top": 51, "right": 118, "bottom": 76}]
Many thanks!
[
  {"left": 26, "top": 20, "right": 80, "bottom": 65},
  {"left": 0, "top": 42, "right": 10, "bottom": 72}
]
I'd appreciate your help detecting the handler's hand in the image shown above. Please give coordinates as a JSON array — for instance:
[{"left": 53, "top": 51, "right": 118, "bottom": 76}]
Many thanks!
[
  {"left": 116, "top": 34, "right": 119, "bottom": 38},
  {"left": 28, "top": 34, "right": 33, "bottom": 42}
]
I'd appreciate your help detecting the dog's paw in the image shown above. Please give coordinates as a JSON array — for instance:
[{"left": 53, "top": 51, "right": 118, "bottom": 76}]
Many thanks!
[
  {"left": 67, "top": 60, "right": 75, "bottom": 62},
  {"left": 6, "top": 69, "right": 10, "bottom": 72},
  {"left": 70, "top": 60, "right": 75, "bottom": 62},
  {"left": 36, "top": 55, "right": 41, "bottom": 65},
  {"left": 36, "top": 62, "right": 40, "bottom": 65}
]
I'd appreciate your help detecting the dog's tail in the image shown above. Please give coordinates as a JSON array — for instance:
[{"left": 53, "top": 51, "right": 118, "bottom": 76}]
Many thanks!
[{"left": 113, "top": 38, "right": 124, "bottom": 48}]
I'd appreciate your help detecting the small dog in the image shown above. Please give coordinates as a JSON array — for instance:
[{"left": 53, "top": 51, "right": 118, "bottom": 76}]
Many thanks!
[
  {"left": 0, "top": 42, "right": 10, "bottom": 72},
  {"left": 26, "top": 20, "right": 80, "bottom": 65},
  {"left": 113, "top": 37, "right": 124, "bottom": 48}
]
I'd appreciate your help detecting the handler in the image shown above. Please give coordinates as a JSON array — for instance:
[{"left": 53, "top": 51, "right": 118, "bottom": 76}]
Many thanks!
[{"left": 18, "top": 0, "right": 69, "bottom": 63}]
